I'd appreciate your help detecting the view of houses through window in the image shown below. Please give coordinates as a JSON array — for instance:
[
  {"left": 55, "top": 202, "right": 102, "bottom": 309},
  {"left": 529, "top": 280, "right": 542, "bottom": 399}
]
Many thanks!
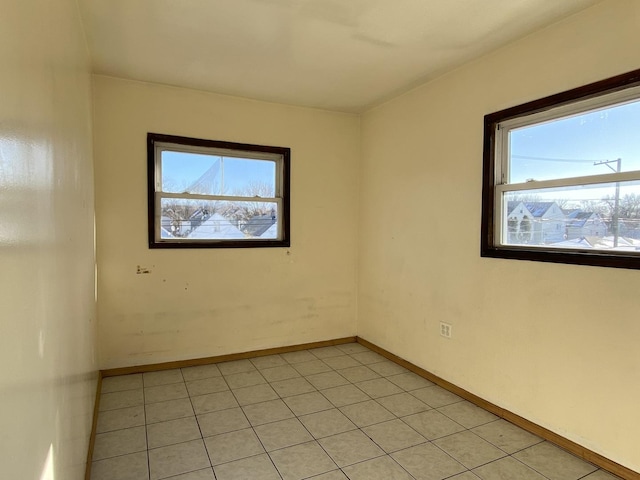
[
  {"left": 148, "top": 134, "right": 290, "bottom": 247},
  {"left": 487, "top": 77, "right": 640, "bottom": 257}
]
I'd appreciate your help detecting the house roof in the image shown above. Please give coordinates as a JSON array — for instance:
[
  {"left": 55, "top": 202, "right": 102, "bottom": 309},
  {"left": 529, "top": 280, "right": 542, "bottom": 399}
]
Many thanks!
[
  {"left": 242, "top": 215, "right": 276, "bottom": 238},
  {"left": 566, "top": 210, "right": 597, "bottom": 228},
  {"left": 523, "top": 202, "right": 556, "bottom": 218},
  {"left": 188, "top": 213, "right": 245, "bottom": 240}
]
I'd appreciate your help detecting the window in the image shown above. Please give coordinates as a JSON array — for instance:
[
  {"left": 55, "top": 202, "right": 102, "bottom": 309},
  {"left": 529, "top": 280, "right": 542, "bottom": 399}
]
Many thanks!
[
  {"left": 147, "top": 133, "right": 290, "bottom": 248},
  {"left": 481, "top": 69, "right": 640, "bottom": 269}
]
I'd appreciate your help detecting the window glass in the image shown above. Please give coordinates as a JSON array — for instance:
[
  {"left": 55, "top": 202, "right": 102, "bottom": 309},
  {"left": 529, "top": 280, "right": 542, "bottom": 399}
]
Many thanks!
[
  {"left": 148, "top": 133, "right": 290, "bottom": 248},
  {"left": 508, "top": 99, "right": 640, "bottom": 184}
]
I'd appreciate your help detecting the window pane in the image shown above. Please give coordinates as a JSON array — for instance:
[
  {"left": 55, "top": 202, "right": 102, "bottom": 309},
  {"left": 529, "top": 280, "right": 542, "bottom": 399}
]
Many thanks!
[
  {"left": 508, "top": 99, "right": 640, "bottom": 183},
  {"left": 161, "top": 151, "right": 276, "bottom": 197},
  {"left": 502, "top": 180, "right": 640, "bottom": 252},
  {"left": 160, "top": 198, "right": 279, "bottom": 240}
]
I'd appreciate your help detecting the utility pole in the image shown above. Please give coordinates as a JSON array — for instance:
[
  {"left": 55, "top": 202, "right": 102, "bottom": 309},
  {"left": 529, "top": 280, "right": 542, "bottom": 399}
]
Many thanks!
[{"left": 594, "top": 158, "right": 621, "bottom": 248}]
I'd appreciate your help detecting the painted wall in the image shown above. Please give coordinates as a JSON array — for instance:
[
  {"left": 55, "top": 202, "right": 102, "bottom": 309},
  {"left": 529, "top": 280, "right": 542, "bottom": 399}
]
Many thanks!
[
  {"left": 359, "top": 0, "right": 640, "bottom": 472},
  {"left": 93, "top": 76, "right": 359, "bottom": 369},
  {"left": 0, "top": 1, "right": 97, "bottom": 479}
]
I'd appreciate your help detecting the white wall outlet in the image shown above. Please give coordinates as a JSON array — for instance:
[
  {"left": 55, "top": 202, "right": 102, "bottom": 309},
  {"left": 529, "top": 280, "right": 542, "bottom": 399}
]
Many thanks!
[{"left": 440, "top": 322, "right": 452, "bottom": 338}]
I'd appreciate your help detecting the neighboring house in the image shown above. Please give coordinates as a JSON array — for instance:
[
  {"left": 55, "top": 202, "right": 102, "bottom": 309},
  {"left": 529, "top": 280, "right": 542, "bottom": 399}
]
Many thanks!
[
  {"left": 506, "top": 201, "right": 534, "bottom": 244},
  {"left": 242, "top": 214, "right": 276, "bottom": 237},
  {"left": 161, "top": 215, "right": 183, "bottom": 237},
  {"left": 523, "top": 202, "right": 565, "bottom": 244},
  {"left": 565, "top": 210, "right": 607, "bottom": 239},
  {"left": 188, "top": 213, "right": 245, "bottom": 239}
]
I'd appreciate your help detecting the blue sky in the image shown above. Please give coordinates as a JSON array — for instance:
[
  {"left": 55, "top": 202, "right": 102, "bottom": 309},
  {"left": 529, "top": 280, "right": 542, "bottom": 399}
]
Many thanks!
[
  {"left": 161, "top": 151, "right": 276, "bottom": 195},
  {"left": 509, "top": 98, "right": 640, "bottom": 184}
]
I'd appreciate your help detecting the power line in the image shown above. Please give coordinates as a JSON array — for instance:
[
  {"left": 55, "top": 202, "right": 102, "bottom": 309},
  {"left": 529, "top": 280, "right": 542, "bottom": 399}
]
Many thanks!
[{"left": 511, "top": 154, "right": 611, "bottom": 163}]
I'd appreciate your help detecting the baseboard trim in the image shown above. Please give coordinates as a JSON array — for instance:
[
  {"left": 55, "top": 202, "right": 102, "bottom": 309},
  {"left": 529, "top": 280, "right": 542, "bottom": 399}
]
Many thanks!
[
  {"left": 84, "top": 372, "right": 102, "bottom": 480},
  {"left": 356, "top": 336, "right": 638, "bottom": 480},
  {"left": 101, "top": 336, "right": 357, "bottom": 377}
]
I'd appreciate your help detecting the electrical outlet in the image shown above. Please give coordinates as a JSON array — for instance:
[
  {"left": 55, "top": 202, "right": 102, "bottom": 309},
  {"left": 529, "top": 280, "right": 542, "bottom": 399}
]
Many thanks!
[{"left": 440, "top": 322, "right": 452, "bottom": 338}]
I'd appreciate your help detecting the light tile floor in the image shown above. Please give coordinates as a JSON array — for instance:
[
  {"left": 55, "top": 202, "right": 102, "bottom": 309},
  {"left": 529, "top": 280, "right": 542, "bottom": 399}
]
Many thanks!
[{"left": 91, "top": 342, "right": 622, "bottom": 480}]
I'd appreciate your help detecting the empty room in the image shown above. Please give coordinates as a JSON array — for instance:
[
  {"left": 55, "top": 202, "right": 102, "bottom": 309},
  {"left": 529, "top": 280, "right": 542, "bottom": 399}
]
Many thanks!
[{"left": 1, "top": 0, "right": 639, "bottom": 479}]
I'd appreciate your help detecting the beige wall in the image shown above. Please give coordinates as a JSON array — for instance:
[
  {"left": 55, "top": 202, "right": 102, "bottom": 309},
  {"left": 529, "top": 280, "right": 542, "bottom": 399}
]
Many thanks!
[
  {"left": 93, "top": 76, "right": 359, "bottom": 369},
  {"left": 359, "top": 0, "right": 640, "bottom": 472},
  {"left": 0, "top": 1, "right": 97, "bottom": 479}
]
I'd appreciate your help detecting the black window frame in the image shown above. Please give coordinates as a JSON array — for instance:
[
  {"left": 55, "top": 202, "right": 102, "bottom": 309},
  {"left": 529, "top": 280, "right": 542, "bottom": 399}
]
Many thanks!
[
  {"left": 147, "top": 133, "right": 291, "bottom": 249},
  {"left": 481, "top": 68, "right": 640, "bottom": 269}
]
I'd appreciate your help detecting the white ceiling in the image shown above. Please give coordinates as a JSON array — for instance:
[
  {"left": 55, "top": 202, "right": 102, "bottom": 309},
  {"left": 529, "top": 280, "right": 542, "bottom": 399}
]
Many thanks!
[{"left": 78, "top": 0, "right": 602, "bottom": 113}]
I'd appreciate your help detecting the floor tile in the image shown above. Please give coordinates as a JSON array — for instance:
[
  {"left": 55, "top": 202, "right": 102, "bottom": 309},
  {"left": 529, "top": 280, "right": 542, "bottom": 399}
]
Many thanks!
[
  {"left": 99, "top": 389, "right": 144, "bottom": 411},
  {"left": 148, "top": 439, "right": 211, "bottom": 480},
  {"left": 283, "top": 391, "right": 334, "bottom": 416},
  {"left": 214, "top": 453, "right": 281, "bottom": 480},
  {"left": 387, "top": 372, "right": 435, "bottom": 391},
  {"left": 190, "top": 390, "right": 238, "bottom": 415},
  {"left": 242, "top": 398, "right": 295, "bottom": 426},
  {"left": 293, "top": 359, "right": 333, "bottom": 376},
  {"left": 306, "top": 371, "right": 349, "bottom": 390},
  {"left": 146, "top": 397, "right": 194, "bottom": 424},
  {"left": 101, "top": 374, "right": 143, "bottom": 394},
  {"left": 368, "top": 361, "right": 409, "bottom": 377},
  {"left": 91, "top": 451, "right": 148, "bottom": 480},
  {"left": 269, "top": 441, "right": 337, "bottom": 480},
  {"left": 281, "top": 350, "right": 318, "bottom": 364},
  {"left": 402, "top": 409, "right": 465, "bottom": 440},
  {"left": 96, "top": 405, "right": 145, "bottom": 433},
  {"left": 254, "top": 417, "right": 314, "bottom": 451},
  {"left": 181, "top": 364, "right": 221, "bottom": 382},
  {"left": 145, "top": 383, "right": 189, "bottom": 404},
  {"left": 91, "top": 344, "right": 611, "bottom": 480},
  {"left": 338, "top": 365, "right": 381, "bottom": 383},
  {"left": 341, "top": 455, "right": 413, "bottom": 480},
  {"left": 321, "top": 384, "right": 370, "bottom": 407},
  {"left": 166, "top": 469, "right": 215, "bottom": 480},
  {"left": 197, "top": 407, "right": 250, "bottom": 436},
  {"left": 299, "top": 408, "right": 357, "bottom": 438},
  {"left": 261, "top": 365, "right": 301, "bottom": 382},
  {"left": 322, "top": 355, "right": 361, "bottom": 370},
  {"left": 411, "top": 385, "right": 463, "bottom": 408},
  {"left": 232, "top": 383, "right": 279, "bottom": 405},
  {"left": 93, "top": 426, "right": 147, "bottom": 460},
  {"left": 513, "top": 442, "right": 598, "bottom": 480},
  {"left": 448, "top": 472, "right": 481, "bottom": 479},
  {"left": 377, "top": 392, "right": 430, "bottom": 417},
  {"left": 582, "top": 471, "right": 624, "bottom": 480},
  {"left": 270, "top": 377, "right": 315, "bottom": 397},
  {"left": 392, "top": 442, "right": 466, "bottom": 480},
  {"left": 434, "top": 431, "right": 507, "bottom": 469},
  {"left": 318, "top": 429, "right": 385, "bottom": 467},
  {"left": 350, "top": 351, "right": 386, "bottom": 365},
  {"left": 310, "top": 470, "right": 348, "bottom": 479},
  {"left": 147, "top": 416, "right": 202, "bottom": 449},
  {"left": 309, "top": 346, "right": 345, "bottom": 359},
  {"left": 217, "top": 359, "right": 256, "bottom": 375},
  {"left": 473, "top": 456, "right": 547, "bottom": 480},
  {"left": 363, "top": 419, "right": 426, "bottom": 453},
  {"left": 143, "top": 369, "right": 184, "bottom": 387},
  {"left": 250, "top": 354, "right": 287, "bottom": 370},
  {"left": 471, "top": 419, "right": 542, "bottom": 454},
  {"left": 335, "top": 343, "right": 369, "bottom": 354},
  {"left": 437, "top": 401, "right": 499, "bottom": 429},
  {"left": 185, "top": 377, "right": 228, "bottom": 397},
  {"left": 356, "top": 378, "right": 403, "bottom": 398},
  {"left": 340, "top": 399, "right": 396, "bottom": 427},
  {"left": 203, "top": 428, "right": 264, "bottom": 465},
  {"left": 224, "top": 370, "right": 266, "bottom": 389}
]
